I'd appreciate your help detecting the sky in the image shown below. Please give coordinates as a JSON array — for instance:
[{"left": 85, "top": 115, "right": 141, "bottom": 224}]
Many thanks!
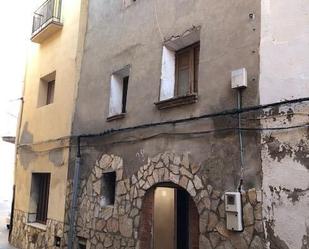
[{"left": 0, "top": 1, "right": 34, "bottom": 201}]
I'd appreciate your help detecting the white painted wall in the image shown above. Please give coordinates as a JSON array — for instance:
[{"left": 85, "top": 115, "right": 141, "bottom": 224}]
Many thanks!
[
  {"left": 160, "top": 47, "right": 175, "bottom": 101},
  {"left": 260, "top": 0, "right": 309, "bottom": 104}
]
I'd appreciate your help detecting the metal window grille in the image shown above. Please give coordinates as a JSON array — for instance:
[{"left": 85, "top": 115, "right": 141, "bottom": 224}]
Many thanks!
[
  {"left": 32, "top": 0, "right": 62, "bottom": 34},
  {"left": 35, "top": 173, "right": 51, "bottom": 224}
]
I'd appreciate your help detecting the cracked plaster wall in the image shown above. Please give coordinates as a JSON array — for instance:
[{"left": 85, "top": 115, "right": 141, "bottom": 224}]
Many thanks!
[
  {"left": 260, "top": 1, "right": 309, "bottom": 248},
  {"left": 261, "top": 103, "right": 309, "bottom": 249}
]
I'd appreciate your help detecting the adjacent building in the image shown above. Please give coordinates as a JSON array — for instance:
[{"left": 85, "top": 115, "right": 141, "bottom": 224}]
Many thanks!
[
  {"left": 10, "top": 0, "right": 88, "bottom": 248},
  {"left": 11, "top": 0, "right": 309, "bottom": 249}
]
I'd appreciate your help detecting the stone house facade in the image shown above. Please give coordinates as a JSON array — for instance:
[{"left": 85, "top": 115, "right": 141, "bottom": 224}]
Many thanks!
[{"left": 11, "top": 0, "right": 308, "bottom": 249}]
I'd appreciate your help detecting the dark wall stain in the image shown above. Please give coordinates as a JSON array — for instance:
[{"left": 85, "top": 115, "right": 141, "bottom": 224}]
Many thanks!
[
  {"left": 269, "top": 185, "right": 308, "bottom": 204},
  {"left": 268, "top": 106, "right": 280, "bottom": 122},
  {"left": 264, "top": 135, "right": 309, "bottom": 169},
  {"left": 301, "top": 224, "right": 309, "bottom": 249},
  {"left": 286, "top": 108, "right": 294, "bottom": 122},
  {"left": 294, "top": 139, "right": 309, "bottom": 169},
  {"left": 284, "top": 188, "right": 309, "bottom": 204},
  {"left": 49, "top": 149, "right": 65, "bottom": 167},
  {"left": 263, "top": 135, "right": 293, "bottom": 162},
  {"left": 269, "top": 185, "right": 282, "bottom": 199},
  {"left": 266, "top": 221, "right": 290, "bottom": 249},
  {"left": 18, "top": 147, "right": 37, "bottom": 169},
  {"left": 262, "top": 106, "right": 295, "bottom": 122},
  {"left": 20, "top": 122, "right": 33, "bottom": 144}
]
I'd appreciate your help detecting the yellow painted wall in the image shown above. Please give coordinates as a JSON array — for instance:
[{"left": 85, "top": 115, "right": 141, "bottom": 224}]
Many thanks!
[
  {"left": 14, "top": 0, "right": 88, "bottom": 223},
  {"left": 14, "top": 140, "right": 70, "bottom": 221},
  {"left": 19, "top": 0, "right": 87, "bottom": 144}
]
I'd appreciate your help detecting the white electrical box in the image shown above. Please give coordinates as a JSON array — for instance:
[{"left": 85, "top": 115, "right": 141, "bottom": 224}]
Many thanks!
[
  {"left": 225, "top": 192, "right": 243, "bottom": 231},
  {"left": 231, "top": 68, "right": 247, "bottom": 89}
]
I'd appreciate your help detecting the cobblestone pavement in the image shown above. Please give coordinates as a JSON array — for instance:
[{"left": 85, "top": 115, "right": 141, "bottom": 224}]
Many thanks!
[{"left": 0, "top": 201, "right": 15, "bottom": 249}]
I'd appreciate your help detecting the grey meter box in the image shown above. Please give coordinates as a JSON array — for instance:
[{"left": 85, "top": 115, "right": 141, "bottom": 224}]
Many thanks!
[{"left": 225, "top": 192, "right": 243, "bottom": 231}]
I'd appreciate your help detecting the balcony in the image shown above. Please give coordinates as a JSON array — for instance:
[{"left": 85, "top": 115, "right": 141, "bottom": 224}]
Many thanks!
[{"left": 31, "top": 0, "right": 63, "bottom": 43}]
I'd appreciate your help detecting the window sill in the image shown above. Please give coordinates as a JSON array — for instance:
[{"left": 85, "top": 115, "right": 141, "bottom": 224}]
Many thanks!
[
  {"left": 106, "top": 113, "right": 126, "bottom": 122},
  {"left": 155, "top": 93, "right": 198, "bottom": 110},
  {"left": 37, "top": 102, "right": 54, "bottom": 109},
  {"left": 26, "top": 222, "right": 47, "bottom": 231},
  {"left": 107, "top": 113, "right": 126, "bottom": 122}
]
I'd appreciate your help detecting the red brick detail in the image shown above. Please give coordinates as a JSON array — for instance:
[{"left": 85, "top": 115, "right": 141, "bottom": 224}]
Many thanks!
[
  {"left": 189, "top": 196, "right": 199, "bottom": 249},
  {"left": 139, "top": 188, "right": 154, "bottom": 249}
]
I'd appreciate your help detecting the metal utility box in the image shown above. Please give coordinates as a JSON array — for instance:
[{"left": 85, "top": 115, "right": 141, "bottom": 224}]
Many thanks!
[
  {"left": 225, "top": 192, "right": 243, "bottom": 231},
  {"left": 231, "top": 68, "right": 247, "bottom": 89}
]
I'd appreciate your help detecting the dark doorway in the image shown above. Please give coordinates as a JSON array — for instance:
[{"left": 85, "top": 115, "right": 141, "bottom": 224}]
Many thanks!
[
  {"left": 139, "top": 184, "right": 199, "bottom": 249},
  {"left": 177, "top": 188, "right": 189, "bottom": 249}
]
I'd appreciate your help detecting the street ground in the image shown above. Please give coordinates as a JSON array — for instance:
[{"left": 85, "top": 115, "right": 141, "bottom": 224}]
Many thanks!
[{"left": 0, "top": 200, "right": 15, "bottom": 249}]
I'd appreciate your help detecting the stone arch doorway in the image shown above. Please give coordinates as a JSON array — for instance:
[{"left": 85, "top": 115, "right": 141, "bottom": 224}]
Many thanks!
[{"left": 139, "top": 182, "right": 199, "bottom": 249}]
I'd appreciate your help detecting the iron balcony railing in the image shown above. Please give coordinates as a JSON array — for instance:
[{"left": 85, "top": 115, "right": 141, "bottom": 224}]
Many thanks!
[{"left": 32, "top": 0, "right": 62, "bottom": 35}]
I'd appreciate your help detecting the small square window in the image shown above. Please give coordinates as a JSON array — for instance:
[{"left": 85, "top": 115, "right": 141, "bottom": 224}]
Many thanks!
[
  {"left": 101, "top": 172, "right": 116, "bottom": 206},
  {"left": 108, "top": 66, "right": 130, "bottom": 120},
  {"left": 38, "top": 71, "right": 56, "bottom": 107},
  {"left": 78, "top": 237, "right": 87, "bottom": 249},
  {"left": 54, "top": 236, "right": 61, "bottom": 247}
]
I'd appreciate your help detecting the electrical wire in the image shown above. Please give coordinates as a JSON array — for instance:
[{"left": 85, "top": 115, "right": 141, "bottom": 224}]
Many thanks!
[
  {"left": 153, "top": 0, "right": 164, "bottom": 42},
  {"left": 17, "top": 122, "right": 309, "bottom": 154},
  {"left": 79, "top": 97, "right": 309, "bottom": 139},
  {"left": 16, "top": 97, "right": 309, "bottom": 151},
  {"left": 79, "top": 123, "right": 309, "bottom": 147}
]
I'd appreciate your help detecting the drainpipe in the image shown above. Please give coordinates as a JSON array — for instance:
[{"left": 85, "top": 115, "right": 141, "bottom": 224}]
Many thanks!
[
  {"left": 237, "top": 89, "right": 245, "bottom": 192},
  {"left": 68, "top": 136, "right": 81, "bottom": 249}
]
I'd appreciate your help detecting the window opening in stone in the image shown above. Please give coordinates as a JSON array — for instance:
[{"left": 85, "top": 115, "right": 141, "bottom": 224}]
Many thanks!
[
  {"left": 101, "top": 172, "right": 116, "bottom": 206},
  {"left": 78, "top": 237, "right": 87, "bottom": 249}
]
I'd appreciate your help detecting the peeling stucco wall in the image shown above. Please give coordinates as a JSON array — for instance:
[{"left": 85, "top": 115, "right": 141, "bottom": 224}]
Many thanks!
[
  {"left": 259, "top": 0, "right": 309, "bottom": 104},
  {"left": 261, "top": 102, "right": 309, "bottom": 249},
  {"left": 259, "top": 1, "right": 309, "bottom": 248}
]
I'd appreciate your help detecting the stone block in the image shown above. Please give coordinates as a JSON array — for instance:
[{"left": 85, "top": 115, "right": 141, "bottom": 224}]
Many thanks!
[
  {"left": 187, "top": 180, "right": 196, "bottom": 197},
  {"left": 99, "top": 154, "right": 112, "bottom": 169},
  {"left": 243, "top": 203, "right": 254, "bottom": 226},
  {"left": 249, "top": 236, "right": 264, "bottom": 249},
  {"left": 191, "top": 163, "right": 201, "bottom": 174},
  {"left": 180, "top": 167, "right": 193, "bottom": 179},
  {"left": 181, "top": 152, "right": 190, "bottom": 169},
  {"left": 209, "top": 232, "right": 221, "bottom": 248},
  {"left": 248, "top": 188, "right": 257, "bottom": 205},
  {"left": 193, "top": 175, "right": 203, "bottom": 190},
  {"left": 119, "top": 216, "right": 133, "bottom": 238},
  {"left": 199, "top": 235, "right": 213, "bottom": 249},
  {"left": 208, "top": 212, "right": 219, "bottom": 231}
]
